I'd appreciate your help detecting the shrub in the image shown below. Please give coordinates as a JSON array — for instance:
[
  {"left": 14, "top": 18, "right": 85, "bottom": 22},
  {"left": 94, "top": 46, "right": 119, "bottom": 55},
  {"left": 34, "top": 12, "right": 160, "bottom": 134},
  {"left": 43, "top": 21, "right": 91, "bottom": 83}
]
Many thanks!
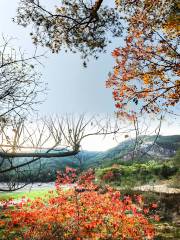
[{"left": 1, "top": 168, "right": 157, "bottom": 240}]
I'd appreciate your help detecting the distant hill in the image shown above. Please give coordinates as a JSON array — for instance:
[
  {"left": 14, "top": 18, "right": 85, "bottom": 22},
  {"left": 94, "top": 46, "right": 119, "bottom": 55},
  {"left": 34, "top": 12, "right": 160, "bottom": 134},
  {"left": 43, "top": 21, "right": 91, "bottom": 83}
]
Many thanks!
[
  {"left": 83, "top": 135, "right": 180, "bottom": 168},
  {"left": 1, "top": 135, "right": 180, "bottom": 182}
]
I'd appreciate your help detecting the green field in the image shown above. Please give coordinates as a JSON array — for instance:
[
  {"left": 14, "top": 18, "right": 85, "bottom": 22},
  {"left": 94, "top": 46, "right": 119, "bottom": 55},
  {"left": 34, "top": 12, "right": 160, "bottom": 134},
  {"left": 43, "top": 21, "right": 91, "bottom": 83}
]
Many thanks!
[{"left": 0, "top": 188, "right": 53, "bottom": 201}]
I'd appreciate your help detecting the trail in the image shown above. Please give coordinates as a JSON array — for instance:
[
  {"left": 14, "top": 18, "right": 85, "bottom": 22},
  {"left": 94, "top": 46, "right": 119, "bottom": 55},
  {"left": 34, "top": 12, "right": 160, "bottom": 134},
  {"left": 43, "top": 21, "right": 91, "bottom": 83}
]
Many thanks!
[{"left": 134, "top": 184, "right": 180, "bottom": 194}]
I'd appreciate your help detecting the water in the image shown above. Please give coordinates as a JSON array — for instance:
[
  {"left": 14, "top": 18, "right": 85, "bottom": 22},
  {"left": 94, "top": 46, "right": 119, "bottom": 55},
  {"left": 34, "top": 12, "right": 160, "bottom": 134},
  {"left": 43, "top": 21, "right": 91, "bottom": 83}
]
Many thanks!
[{"left": 0, "top": 182, "right": 55, "bottom": 192}]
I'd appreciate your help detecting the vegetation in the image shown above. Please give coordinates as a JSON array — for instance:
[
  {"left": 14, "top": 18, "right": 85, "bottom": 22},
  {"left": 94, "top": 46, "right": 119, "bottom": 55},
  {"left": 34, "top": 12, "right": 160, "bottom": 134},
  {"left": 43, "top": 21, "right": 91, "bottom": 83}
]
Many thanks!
[
  {"left": 0, "top": 0, "right": 179, "bottom": 239},
  {"left": 96, "top": 160, "right": 178, "bottom": 188},
  {"left": 107, "top": 0, "right": 179, "bottom": 118},
  {"left": 0, "top": 189, "right": 52, "bottom": 201},
  {"left": 0, "top": 168, "right": 157, "bottom": 239},
  {"left": 15, "top": 0, "right": 180, "bottom": 117},
  {"left": 170, "top": 149, "right": 180, "bottom": 188},
  {"left": 1, "top": 134, "right": 179, "bottom": 183},
  {"left": 1, "top": 150, "right": 179, "bottom": 239},
  {"left": 0, "top": 37, "right": 44, "bottom": 119}
]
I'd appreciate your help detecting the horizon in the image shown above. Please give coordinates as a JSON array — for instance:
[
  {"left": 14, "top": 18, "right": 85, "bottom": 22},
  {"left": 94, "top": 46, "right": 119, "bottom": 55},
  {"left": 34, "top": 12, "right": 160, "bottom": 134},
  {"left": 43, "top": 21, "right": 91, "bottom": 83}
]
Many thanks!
[
  {"left": 1, "top": 118, "right": 179, "bottom": 152},
  {"left": 82, "top": 122, "right": 180, "bottom": 151}
]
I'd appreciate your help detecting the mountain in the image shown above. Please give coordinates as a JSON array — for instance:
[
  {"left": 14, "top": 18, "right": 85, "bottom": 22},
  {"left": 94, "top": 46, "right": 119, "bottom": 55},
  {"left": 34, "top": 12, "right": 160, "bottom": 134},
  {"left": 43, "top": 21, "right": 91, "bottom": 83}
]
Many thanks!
[
  {"left": 37, "top": 135, "right": 180, "bottom": 177},
  {"left": 83, "top": 135, "right": 180, "bottom": 167},
  {"left": 1, "top": 135, "right": 180, "bottom": 182}
]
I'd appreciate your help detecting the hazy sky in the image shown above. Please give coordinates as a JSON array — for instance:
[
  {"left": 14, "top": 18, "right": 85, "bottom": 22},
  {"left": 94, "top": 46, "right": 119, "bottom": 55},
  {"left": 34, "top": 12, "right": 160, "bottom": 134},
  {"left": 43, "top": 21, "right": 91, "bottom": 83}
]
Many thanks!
[
  {"left": 0, "top": 0, "right": 179, "bottom": 151},
  {"left": 0, "top": 0, "right": 119, "bottom": 116}
]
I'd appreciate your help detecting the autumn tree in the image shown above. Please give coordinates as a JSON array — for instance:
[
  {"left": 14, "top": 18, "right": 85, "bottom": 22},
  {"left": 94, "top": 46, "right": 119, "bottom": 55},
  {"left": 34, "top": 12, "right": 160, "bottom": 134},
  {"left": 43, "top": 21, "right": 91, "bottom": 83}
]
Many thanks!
[
  {"left": 15, "top": 0, "right": 180, "bottom": 116},
  {"left": 106, "top": 0, "right": 180, "bottom": 118}
]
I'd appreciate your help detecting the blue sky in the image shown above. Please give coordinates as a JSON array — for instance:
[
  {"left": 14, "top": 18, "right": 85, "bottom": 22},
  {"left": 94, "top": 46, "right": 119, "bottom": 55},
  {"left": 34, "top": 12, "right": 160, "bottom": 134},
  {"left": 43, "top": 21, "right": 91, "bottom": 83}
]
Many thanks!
[{"left": 0, "top": 0, "right": 120, "bottom": 115}]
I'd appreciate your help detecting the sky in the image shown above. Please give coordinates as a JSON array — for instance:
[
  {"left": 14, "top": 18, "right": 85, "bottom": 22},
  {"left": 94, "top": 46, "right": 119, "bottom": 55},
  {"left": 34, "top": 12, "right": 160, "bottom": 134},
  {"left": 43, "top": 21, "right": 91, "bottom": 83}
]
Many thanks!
[
  {"left": 0, "top": 0, "right": 179, "bottom": 151},
  {"left": 0, "top": 0, "right": 118, "bottom": 115}
]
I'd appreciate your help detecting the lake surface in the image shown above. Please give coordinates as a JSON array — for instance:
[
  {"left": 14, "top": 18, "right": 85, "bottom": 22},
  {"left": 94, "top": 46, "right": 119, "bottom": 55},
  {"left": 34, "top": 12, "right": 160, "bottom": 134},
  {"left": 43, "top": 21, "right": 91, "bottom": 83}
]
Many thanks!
[
  {"left": 0, "top": 182, "right": 77, "bottom": 192},
  {"left": 0, "top": 182, "right": 55, "bottom": 192}
]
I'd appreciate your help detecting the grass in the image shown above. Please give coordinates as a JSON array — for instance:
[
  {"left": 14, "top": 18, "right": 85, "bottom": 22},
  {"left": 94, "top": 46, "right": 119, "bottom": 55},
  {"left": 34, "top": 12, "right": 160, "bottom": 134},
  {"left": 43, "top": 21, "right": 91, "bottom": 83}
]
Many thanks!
[{"left": 0, "top": 188, "right": 53, "bottom": 201}]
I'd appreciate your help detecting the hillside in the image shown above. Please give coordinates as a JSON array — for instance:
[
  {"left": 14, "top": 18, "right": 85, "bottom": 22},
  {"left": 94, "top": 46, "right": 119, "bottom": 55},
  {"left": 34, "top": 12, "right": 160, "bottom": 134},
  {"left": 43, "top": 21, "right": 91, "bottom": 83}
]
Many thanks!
[
  {"left": 1, "top": 135, "right": 180, "bottom": 182},
  {"left": 85, "top": 134, "right": 180, "bottom": 168},
  {"left": 31, "top": 134, "right": 180, "bottom": 180}
]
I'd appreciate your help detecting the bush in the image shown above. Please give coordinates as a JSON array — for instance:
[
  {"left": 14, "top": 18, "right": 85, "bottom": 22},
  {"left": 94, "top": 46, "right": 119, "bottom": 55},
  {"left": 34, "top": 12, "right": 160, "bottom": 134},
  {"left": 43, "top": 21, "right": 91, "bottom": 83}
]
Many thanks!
[
  {"left": 97, "top": 160, "right": 178, "bottom": 188},
  {"left": 1, "top": 168, "right": 157, "bottom": 240}
]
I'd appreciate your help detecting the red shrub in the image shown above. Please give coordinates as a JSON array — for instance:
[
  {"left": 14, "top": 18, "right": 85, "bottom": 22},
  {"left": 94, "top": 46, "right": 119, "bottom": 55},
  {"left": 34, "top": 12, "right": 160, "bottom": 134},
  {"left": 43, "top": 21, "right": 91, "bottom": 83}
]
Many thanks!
[{"left": 2, "top": 168, "right": 157, "bottom": 240}]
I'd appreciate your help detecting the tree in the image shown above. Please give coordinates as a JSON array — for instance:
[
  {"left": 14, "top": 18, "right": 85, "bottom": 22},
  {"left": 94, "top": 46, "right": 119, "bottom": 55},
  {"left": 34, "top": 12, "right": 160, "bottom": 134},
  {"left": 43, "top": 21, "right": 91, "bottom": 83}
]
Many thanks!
[
  {"left": 0, "top": 36, "right": 48, "bottom": 190},
  {"left": 0, "top": 33, "right": 122, "bottom": 192},
  {"left": 15, "top": 0, "right": 123, "bottom": 66},
  {"left": 0, "top": 113, "right": 163, "bottom": 191},
  {"left": 0, "top": 36, "right": 44, "bottom": 119},
  {"left": 15, "top": 0, "right": 180, "bottom": 115},
  {"left": 106, "top": 0, "right": 180, "bottom": 118},
  {"left": 0, "top": 114, "right": 121, "bottom": 191}
]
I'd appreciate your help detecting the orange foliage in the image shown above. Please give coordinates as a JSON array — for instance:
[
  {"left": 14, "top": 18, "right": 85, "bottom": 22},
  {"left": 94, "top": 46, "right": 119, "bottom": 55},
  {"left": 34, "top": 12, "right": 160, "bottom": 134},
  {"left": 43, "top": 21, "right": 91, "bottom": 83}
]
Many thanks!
[
  {"left": 1, "top": 168, "right": 157, "bottom": 240},
  {"left": 106, "top": 0, "right": 180, "bottom": 118}
]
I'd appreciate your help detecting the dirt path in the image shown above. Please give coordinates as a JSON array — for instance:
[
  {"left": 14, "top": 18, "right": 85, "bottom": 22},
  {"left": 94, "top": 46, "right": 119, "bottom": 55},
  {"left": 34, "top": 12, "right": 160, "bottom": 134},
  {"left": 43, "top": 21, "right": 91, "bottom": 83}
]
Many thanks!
[{"left": 134, "top": 184, "right": 180, "bottom": 194}]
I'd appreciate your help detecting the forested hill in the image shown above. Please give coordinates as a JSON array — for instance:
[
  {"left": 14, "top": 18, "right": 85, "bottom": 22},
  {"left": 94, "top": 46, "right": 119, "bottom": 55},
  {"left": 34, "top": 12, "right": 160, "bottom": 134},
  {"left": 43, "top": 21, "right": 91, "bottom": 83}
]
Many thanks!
[
  {"left": 1, "top": 135, "right": 180, "bottom": 182},
  {"left": 79, "top": 134, "right": 180, "bottom": 168}
]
